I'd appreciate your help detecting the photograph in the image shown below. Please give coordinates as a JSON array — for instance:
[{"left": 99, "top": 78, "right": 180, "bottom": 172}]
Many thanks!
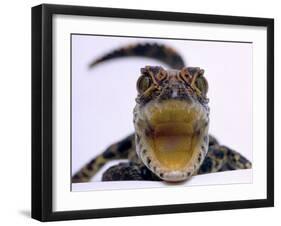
[
  {"left": 71, "top": 34, "right": 253, "bottom": 192},
  {"left": 31, "top": 4, "right": 273, "bottom": 221}
]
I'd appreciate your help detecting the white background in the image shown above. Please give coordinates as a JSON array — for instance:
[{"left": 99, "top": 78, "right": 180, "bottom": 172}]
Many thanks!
[
  {"left": 0, "top": 0, "right": 279, "bottom": 225},
  {"left": 72, "top": 35, "right": 253, "bottom": 180}
]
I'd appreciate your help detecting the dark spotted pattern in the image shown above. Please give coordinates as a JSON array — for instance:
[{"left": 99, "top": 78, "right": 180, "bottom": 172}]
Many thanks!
[
  {"left": 103, "top": 149, "right": 116, "bottom": 159},
  {"left": 117, "top": 137, "right": 132, "bottom": 153},
  {"left": 102, "top": 162, "right": 160, "bottom": 181},
  {"left": 198, "top": 153, "right": 202, "bottom": 163},
  {"left": 72, "top": 134, "right": 134, "bottom": 183},
  {"left": 89, "top": 43, "right": 185, "bottom": 70}
]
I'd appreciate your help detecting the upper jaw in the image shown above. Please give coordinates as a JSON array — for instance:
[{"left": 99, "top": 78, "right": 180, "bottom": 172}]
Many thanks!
[{"left": 143, "top": 99, "right": 207, "bottom": 135}]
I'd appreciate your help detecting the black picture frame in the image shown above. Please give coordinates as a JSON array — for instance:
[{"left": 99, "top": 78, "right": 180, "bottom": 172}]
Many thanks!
[{"left": 32, "top": 3, "right": 274, "bottom": 221}]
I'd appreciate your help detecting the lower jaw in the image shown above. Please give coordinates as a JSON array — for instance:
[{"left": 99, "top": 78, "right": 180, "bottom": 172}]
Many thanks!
[{"left": 161, "top": 171, "right": 190, "bottom": 182}]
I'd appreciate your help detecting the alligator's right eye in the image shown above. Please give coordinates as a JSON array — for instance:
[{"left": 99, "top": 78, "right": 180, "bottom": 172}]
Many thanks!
[
  {"left": 137, "top": 75, "right": 152, "bottom": 93},
  {"left": 194, "top": 75, "right": 208, "bottom": 97}
]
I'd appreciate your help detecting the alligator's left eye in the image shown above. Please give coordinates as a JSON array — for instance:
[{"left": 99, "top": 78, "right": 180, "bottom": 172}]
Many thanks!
[
  {"left": 137, "top": 75, "right": 153, "bottom": 93},
  {"left": 194, "top": 76, "right": 208, "bottom": 96}
]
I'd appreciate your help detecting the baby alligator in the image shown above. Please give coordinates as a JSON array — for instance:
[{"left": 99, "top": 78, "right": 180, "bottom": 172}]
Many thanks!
[{"left": 72, "top": 43, "right": 252, "bottom": 183}]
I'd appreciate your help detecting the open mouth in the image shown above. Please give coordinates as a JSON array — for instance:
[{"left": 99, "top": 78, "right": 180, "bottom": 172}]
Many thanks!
[{"left": 143, "top": 100, "right": 206, "bottom": 172}]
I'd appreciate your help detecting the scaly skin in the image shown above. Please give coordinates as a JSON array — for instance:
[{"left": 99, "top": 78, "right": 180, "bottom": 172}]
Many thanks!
[{"left": 72, "top": 43, "right": 252, "bottom": 183}]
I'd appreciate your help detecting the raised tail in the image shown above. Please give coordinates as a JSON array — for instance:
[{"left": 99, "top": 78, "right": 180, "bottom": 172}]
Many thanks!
[
  {"left": 72, "top": 134, "right": 135, "bottom": 183},
  {"left": 89, "top": 43, "right": 186, "bottom": 70}
]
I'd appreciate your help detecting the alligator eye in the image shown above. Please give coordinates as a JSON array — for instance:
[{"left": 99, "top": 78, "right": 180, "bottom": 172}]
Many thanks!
[
  {"left": 137, "top": 75, "right": 152, "bottom": 93},
  {"left": 194, "top": 76, "right": 208, "bottom": 96}
]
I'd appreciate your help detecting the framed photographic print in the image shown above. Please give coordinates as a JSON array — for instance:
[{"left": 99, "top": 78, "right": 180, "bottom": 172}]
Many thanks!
[{"left": 31, "top": 4, "right": 274, "bottom": 221}]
